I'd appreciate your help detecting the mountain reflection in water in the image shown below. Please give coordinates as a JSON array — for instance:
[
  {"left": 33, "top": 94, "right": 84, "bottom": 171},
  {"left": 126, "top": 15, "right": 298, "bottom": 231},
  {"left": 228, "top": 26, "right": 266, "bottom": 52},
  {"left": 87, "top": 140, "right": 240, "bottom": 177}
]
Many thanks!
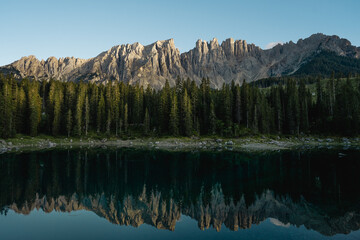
[{"left": 1, "top": 148, "right": 360, "bottom": 237}]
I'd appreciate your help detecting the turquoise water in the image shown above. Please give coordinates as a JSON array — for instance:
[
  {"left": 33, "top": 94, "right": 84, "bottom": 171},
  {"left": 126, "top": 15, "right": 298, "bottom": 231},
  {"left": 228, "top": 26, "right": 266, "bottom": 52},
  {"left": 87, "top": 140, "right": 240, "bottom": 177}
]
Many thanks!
[{"left": 1, "top": 148, "right": 360, "bottom": 239}]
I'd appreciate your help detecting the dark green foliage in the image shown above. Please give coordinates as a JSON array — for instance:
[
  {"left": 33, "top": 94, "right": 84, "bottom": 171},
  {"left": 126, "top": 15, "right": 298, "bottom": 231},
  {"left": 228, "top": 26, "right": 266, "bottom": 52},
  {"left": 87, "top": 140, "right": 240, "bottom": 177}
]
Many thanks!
[
  {"left": 66, "top": 109, "right": 72, "bottom": 137},
  {"left": 0, "top": 76, "right": 15, "bottom": 138},
  {"left": 28, "top": 81, "right": 42, "bottom": 136},
  {"left": 169, "top": 93, "right": 179, "bottom": 136},
  {"left": 97, "top": 93, "right": 105, "bottom": 133},
  {"left": 294, "top": 51, "right": 360, "bottom": 77},
  {"left": 144, "top": 108, "right": 150, "bottom": 135},
  {"left": 124, "top": 103, "right": 128, "bottom": 133},
  {"left": 1, "top": 73, "right": 360, "bottom": 138},
  {"left": 209, "top": 100, "right": 217, "bottom": 135},
  {"left": 181, "top": 89, "right": 192, "bottom": 136}
]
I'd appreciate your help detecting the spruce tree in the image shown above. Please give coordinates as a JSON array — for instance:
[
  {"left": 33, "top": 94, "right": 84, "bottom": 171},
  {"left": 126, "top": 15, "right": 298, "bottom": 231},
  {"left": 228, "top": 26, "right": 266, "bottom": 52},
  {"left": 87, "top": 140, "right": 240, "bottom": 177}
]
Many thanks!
[
  {"left": 298, "top": 80, "right": 309, "bottom": 133},
  {"left": 15, "top": 85, "right": 26, "bottom": 134},
  {"left": 52, "top": 84, "right": 63, "bottom": 136},
  {"left": 235, "top": 85, "right": 241, "bottom": 125},
  {"left": 144, "top": 108, "right": 150, "bottom": 135},
  {"left": 113, "top": 84, "right": 121, "bottom": 136},
  {"left": 105, "top": 82, "right": 113, "bottom": 134},
  {"left": 160, "top": 80, "right": 171, "bottom": 133},
  {"left": 209, "top": 100, "right": 217, "bottom": 135},
  {"left": 28, "top": 81, "right": 42, "bottom": 136},
  {"left": 169, "top": 94, "right": 179, "bottom": 136},
  {"left": 75, "top": 83, "right": 87, "bottom": 136},
  {"left": 66, "top": 109, "right": 72, "bottom": 137},
  {"left": 97, "top": 93, "right": 105, "bottom": 133},
  {"left": 124, "top": 103, "right": 129, "bottom": 134},
  {"left": 182, "top": 89, "right": 192, "bottom": 136},
  {"left": 0, "top": 80, "right": 15, "bottom": 138},
  {"left": 85, "top": 95, "right": 90, "bottom": 136}
]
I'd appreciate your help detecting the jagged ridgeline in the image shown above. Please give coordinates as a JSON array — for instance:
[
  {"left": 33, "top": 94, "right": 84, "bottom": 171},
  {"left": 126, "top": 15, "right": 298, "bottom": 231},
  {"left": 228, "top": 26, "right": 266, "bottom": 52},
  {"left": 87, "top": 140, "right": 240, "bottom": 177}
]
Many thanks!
[
  {"left": 1, "top": 73, "right": 360, "bottom": 138},
  {"left": 1, "top": 149, "right": 360, "bottom": 235},
  {"left": 1, "top": 33, "right": 360, "bottom": 89}
]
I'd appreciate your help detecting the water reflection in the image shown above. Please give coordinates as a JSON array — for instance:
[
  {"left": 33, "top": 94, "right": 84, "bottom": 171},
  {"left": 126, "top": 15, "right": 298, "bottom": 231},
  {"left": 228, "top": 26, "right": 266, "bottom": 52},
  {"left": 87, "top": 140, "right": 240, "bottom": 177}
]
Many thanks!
[{"left": 0, "top": 148, "right": 360, "bottom": 236}]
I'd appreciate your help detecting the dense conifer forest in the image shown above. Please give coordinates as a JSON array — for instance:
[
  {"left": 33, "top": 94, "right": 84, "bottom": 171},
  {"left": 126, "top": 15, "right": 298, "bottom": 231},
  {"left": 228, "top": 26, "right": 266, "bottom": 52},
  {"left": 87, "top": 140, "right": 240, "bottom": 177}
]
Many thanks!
[
  {"left": 0, "top": 73, "right": 360, "bottom": 138},
  {"left": 293, "top": 51, "right": 360, "bottom": 77}
]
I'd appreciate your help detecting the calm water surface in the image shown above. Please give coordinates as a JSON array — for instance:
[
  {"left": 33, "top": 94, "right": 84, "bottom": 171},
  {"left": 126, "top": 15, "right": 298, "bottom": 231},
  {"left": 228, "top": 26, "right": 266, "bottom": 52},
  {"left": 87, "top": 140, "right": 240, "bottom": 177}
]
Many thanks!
[{"left": 1, "top": 148, "right": 360, "bottom": 240}]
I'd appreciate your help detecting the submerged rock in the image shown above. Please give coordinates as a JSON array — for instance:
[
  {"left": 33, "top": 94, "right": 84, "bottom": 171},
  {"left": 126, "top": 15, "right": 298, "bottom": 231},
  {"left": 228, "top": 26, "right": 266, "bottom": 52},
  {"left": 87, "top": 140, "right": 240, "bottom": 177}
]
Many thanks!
[{"left": 225, "top": 140, "right": 234, "bottom": 146}]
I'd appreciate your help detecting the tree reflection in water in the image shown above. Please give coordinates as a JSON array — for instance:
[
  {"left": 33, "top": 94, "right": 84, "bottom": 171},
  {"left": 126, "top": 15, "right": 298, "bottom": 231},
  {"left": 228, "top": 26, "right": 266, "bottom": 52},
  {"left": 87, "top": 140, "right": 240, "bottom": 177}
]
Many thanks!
[{"left": 1, "top": 148, "right": 360, "bottom": 236}]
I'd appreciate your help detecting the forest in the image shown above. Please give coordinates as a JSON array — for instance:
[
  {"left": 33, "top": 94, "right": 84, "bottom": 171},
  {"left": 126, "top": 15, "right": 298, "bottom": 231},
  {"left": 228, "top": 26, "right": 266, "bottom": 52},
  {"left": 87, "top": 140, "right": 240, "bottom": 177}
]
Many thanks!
[
  {"left": 293, "top": 51, "right": 360, "bottom": 77},
  {"left": 0, "top": 73, "right": 360, "bottom": 139}
]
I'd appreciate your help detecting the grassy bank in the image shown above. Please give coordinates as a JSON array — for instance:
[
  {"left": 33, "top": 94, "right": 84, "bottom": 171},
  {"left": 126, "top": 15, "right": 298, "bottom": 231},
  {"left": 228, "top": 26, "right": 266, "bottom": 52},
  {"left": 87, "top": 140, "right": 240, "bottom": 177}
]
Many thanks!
[{"left": 1, "top": 134, "right": 359, "bottom": 153}]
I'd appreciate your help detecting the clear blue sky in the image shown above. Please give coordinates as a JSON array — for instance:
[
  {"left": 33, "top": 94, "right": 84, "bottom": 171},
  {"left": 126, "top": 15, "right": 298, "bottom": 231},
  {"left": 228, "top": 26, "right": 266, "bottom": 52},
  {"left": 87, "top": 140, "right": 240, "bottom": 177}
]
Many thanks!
[{"left": 0, "top": 0, "right": 359, "bottom": 66}]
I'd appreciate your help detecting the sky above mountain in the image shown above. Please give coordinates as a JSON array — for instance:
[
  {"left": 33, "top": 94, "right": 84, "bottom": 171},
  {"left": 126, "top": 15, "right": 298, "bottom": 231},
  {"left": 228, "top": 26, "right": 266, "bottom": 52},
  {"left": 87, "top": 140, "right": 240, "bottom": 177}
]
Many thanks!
[{"left": 0, "top": 0, "right": 359, "bottom": 66}]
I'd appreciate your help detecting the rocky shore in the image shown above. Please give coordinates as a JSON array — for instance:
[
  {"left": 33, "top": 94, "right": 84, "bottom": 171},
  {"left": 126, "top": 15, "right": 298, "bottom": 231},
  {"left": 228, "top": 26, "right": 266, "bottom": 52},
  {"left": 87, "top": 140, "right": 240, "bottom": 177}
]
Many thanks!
[{"left": 1, "top": 136, "right": 360, "bottom": 154}]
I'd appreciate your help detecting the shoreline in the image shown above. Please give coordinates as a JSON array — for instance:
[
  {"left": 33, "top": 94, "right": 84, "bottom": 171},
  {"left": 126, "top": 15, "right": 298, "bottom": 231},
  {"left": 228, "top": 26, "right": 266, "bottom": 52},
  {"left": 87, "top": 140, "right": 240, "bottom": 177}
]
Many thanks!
[{"left": 1, "top": 135, "right": 359, "bottom": 153}]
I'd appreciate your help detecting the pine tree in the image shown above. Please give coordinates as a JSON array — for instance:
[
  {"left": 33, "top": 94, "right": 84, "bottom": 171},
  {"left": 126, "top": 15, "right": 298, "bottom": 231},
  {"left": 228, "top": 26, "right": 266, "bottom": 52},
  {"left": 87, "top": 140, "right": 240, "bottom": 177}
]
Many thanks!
[
  {"left": 64, "top": 82, "right": 76, "bottom": 134},
  {"left": 169, "top": 94, "right": 179, "bottom": 136},
  {"left": 222, "top": 84, "right": 233, "bottom": 129},
  {"left": 124, "top": 103, "right": 129, "bottom": 133},
  {"left": 190, "top": 80, "right": 198, "bottom": 132},
  {"left": 200, "top": 78, "right": 211, "bottom": 134},
  {"left": 235, "top": 85, "right": 241, "bottom": 125},
  {"left": 327, "top": 72, "right": 336, "bottom": 117},
  {"left": 182, "top": 89, "right": 192, "bottom": 136},
  {"left": 144, "top": 108, "right": 150, "bottom": 135},
  {"left": 105, "top": 82, "right": 113, "bottom": 135},
  {"left": 160, "top": 80, "right": 171, "bottom": 133},
  {"left": 132, "top": 84, "right": 143, "bottom": 124},
  {"left": 271, "top": 86, "right": 283, "bottom": 134},
  {"left": 75, "top": 83, "right": 87, "bottom": 136},
  {"left": 90, "top": 84, "right": 99, "bottom": 131},
  {"left": 106, "top": 111, "right": 111, "bottom": 135},
  {"left": 84, "top": 95, "right": 90, "bottom": 136},
  {"left": 28, "top": 81, "right": 42, "bottom": 136},
  {"left": 0, "top": 79, "right": 14, "bottom": 138},
  {"left": 252, "top": 89, "right": 259, "bottom": 133},
  {"left": 113, "top": 84, "right": 121, "bottom": 136},
  {"left": 47, "top": 80, "right": 56, "bottom": 133},
  {"left": 97, "top": 93, "right": 105, "bottom": 133},
  {"left": 52, "top": 84, "right": 63, "bottom": 136},
  {"left": 209, "top": 100, "right": 216, "bottom": 135},
  {"left": 285, "top": 79, "right": 300, "bottom": 134},
  {"left": 66, "top": 109, "right": 72, "bottom": 137},
  {"left": 15, "top": 85, "right": 26, "bottom": 134},
  {"left": 298, "top": 80, "right": 309, "bottom": 133},
  {"left": 315, "top": 76, "right": 324, "bottom": 129},
  {"left": 241, "top": 80, "right": 250, "bottom": 128}
]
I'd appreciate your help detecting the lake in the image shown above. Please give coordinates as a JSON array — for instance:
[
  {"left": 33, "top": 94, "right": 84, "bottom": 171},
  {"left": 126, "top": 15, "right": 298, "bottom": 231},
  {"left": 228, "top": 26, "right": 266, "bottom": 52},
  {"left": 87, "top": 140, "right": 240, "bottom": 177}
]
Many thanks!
[{"left": 0, "top": 148, "right": 360, "bottom": 239}]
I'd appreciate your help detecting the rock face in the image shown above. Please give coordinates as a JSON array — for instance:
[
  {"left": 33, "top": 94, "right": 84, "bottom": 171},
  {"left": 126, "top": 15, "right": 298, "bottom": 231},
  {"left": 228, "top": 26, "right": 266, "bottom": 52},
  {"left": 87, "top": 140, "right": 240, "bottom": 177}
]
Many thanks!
[
  {"left": 70, "top": 39, "right": 185, "bottom": 89},
  {"left": 9, "top": 55, "right": 87, "bottom": 81},
  {"left": 1, "top": 33, "right": 359, "bottom": 89}
]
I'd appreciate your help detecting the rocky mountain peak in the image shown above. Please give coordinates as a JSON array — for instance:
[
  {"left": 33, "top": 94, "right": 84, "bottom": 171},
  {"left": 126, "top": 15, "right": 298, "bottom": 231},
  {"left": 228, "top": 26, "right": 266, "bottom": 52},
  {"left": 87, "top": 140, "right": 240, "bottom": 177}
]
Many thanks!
[
  {"left": 1, "top": 33, "right": 359, "bottom": 88},
  {"left": 209, "top": 38, "right": 219, "bottom": 49},
  {"left": 221, "top": 38, "right": 235, "bottom": 56}
]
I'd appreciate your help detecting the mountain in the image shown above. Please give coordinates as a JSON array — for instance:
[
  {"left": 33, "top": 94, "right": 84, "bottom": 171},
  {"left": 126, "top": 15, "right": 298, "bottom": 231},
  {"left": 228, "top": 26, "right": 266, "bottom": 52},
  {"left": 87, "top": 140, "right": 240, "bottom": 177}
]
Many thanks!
[{"left": 1, "top": 33, "right": 359, "bottom": 88}]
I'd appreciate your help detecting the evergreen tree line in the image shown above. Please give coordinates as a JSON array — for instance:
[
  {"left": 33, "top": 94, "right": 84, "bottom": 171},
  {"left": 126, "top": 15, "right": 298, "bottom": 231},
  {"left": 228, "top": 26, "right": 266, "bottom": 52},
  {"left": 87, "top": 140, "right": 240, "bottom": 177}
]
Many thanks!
[
  {"left": 1, "top": 74, "right": 360, "bottom": 138},
  {"left": 293, "top": 51, "right": 360, "bottom": 77}
]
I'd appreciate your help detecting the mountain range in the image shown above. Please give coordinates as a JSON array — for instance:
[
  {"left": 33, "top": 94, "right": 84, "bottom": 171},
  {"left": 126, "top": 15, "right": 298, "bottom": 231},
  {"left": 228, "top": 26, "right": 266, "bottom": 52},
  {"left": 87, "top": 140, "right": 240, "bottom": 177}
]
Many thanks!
[{"left": 1, "top": 33, "right": 359, "bottom": 88}]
